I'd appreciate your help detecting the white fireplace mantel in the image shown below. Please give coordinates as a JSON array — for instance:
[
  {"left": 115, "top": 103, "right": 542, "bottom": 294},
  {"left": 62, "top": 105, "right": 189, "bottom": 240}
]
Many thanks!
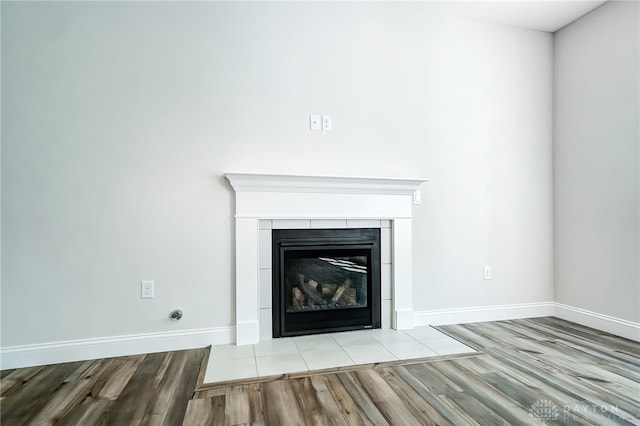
[
  {"left": 224, "top": 173, "right": 429, "bottom": 195},
  {"left": 224, "top": 172, "right": 428, "bottom": 345}
]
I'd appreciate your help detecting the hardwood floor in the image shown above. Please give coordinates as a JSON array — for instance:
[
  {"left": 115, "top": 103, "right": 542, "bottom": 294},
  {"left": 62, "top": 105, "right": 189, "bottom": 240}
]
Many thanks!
[
  {"left": 1, "top": 348, "right": 207, "bottom": 425},
  {"left": 190, "top": 317, "right": 639, "bottom": 425},
  {"left": 2, "top": 318, "right": 638, "bottom": 425}
]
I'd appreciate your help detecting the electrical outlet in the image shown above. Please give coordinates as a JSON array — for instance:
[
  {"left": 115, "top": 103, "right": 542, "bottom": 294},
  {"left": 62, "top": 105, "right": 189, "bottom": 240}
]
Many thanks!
[
  {"left": 483, "top": 266, "right": 492, "bottom": 280},
  {"left": 141, "top": 281, "right": 154, "bottom": 299},
  {"left": 309, "top": 115, "right": 321, "bottom": 131}
]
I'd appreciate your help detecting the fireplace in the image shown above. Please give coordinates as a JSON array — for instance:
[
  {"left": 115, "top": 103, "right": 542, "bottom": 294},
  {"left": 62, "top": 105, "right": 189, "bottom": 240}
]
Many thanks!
[
  {"left": 272, "top": 228, "right": 381, "bottom": 337},
  {"left": 223, "top": 173, "right": 427, "bottom": 345}
]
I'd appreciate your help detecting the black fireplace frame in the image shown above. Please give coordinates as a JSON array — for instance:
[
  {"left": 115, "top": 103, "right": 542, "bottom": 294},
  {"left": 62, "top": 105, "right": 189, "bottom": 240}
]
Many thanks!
[{"left": 272, "top": 228, "right": 381, "bottom": 338}]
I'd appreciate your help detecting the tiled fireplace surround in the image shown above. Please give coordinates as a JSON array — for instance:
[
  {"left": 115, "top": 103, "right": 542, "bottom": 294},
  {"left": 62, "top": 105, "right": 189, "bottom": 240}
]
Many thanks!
[{"left": 225, "top": 173, "right": 428, "bottom": 345}]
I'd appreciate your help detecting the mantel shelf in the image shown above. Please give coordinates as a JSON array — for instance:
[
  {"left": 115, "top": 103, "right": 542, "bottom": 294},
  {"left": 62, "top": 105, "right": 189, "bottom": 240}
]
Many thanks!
[{"left": 224, "top": 172, "right": 428, "bottom": 195}]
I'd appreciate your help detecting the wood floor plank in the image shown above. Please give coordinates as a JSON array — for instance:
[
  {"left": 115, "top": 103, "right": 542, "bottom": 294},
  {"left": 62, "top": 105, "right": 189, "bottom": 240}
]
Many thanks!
[
  {"left": 0, "top": 369, "right": 16, "bottom": 379},
  {"left": 377, "top": 367, "right": 453, "bottom": 426},
  {"left": 193, "top": 387, "right": 226, "bottom": 399},
  {"left": 308, "top": 375, "right": 350, "bottom": 426},
  {"left": 96, "top": 354, "right": 145, "bottom": 400},
  {"left": 225, "top": 383, "right": 264, "bottom": 426},
  {"left": 336, "top": 371, "right": 390, "bottom": 425},
  {"left": 0, "top": 365, "right": 45, "bottom": 399},
  {"left": 260, "top": 380, "right": 306, "bottom": 426},
  {"left": 352, "top": 368, "right": 423, "bottom": 425},
  {"left": 145, "top": 348, "right": 206, "bottom": 426},
  {"left": 426, "top": 358, "right": 534, "bottom": 425},
  {"left": 183, "top": 395, "right": 225, "bottom": 426},
  {"left": 27, "top": 359, "right": 115, "bottom": 424},
  {"left": 56, "top": 399, "right": 112, "bottom": 426},
  {"left": 1, "top": 361, "right": 84, "bottom": 424},
  {"left": 322, "top": 373, "right": 372, "bottom": 426},
  {"left": 290, "top": 376, "right": 336, "bottom": 426},
  {"left": 106, "top": 351, "right": 172, "bottom": 425},
  {"left": 391, "top": 364, "right": 480, "bottom": 426}
]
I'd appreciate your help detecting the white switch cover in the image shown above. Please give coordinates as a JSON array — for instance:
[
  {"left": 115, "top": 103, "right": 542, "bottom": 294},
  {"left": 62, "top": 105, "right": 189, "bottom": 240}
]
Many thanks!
[
  {"left": 413, "top": 190, "right": 422, "bottom": 205},
  {"left": 141, "top": 281, "right": 154, "bottom": 299},
  {"left": 310, "top": 115, "right": 321, "bottom": 131},
  {"left": 322, "top": 115, "right": 332, "bottom": 131},
  {"left": 483, "top": 266, "right": 492, "bottom": 280}
]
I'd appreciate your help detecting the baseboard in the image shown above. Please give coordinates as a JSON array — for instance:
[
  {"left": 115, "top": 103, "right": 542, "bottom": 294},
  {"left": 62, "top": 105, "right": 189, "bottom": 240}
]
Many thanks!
[
  {"left": 554, "top": 303, "right": 640, "bottom": 342},
  {"left": 4, "top": 303, "right": 637, "bottom": 370},
  {"left": 413, "top": 302, "right": 556, "bottom": 327},
  {"left": 0, "top": 326, "right": 235, "bottom": 370}
]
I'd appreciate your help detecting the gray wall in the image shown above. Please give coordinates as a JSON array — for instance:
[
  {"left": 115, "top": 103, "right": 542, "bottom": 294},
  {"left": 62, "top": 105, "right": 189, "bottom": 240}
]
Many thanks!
[
  {"left": 1, "top": 2, "right": 554, "bottom": 347},
  {"left": 554, "top": 0, "right": 640, "bottom": 323}
]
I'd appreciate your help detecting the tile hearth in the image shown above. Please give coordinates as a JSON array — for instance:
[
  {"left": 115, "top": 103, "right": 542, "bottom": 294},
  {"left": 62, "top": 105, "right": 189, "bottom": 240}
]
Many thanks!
[{"left": 203, "top": 326, "right": 475, "bottom": 384}]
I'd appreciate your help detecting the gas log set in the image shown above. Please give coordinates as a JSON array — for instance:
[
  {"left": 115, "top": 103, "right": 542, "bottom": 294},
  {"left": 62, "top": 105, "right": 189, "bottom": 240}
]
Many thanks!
[{"left": 291, "top": 275, "right": 357, "bottom": 310}]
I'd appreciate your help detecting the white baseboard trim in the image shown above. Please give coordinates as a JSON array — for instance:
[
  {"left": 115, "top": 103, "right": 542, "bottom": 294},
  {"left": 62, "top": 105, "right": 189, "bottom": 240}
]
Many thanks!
[
  {"left": 413, "top": 302, "right": 556, "bottom": 327},
  {"left": 3, "top": 303, "right": 637, "bottom": 370},
  {"left": 554, "top": 303, "right": 640, "bottom": 342},
  {"left": 0, "top": 326, "right": 235, "bottom": 370}
]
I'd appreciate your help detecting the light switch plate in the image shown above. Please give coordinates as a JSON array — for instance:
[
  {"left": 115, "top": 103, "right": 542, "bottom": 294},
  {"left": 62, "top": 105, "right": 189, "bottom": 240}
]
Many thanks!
[
  {"left": 483, "top": 266, "right": 492, "bottom": 280},
  {"left": 322, "top": 115, "right": 332, "bottom": 131}
]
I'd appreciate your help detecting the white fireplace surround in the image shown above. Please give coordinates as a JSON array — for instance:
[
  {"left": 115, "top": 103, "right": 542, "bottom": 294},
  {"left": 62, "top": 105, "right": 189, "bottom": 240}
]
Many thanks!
[{"left": 224, "top": 173, "right": 428, "bottom": 345}]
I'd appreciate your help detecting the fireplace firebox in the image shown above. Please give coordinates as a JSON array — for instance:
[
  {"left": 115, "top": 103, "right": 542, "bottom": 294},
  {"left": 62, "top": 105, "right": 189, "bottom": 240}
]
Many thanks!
[{"left": 272, "top": 228, "right": 381, "bottom": 337}]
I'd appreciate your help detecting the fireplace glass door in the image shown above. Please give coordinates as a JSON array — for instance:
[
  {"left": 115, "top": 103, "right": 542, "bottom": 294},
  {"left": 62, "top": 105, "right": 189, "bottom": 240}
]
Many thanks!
[{"left": 272, "top": 228, "right": 381, "bottom": 337}]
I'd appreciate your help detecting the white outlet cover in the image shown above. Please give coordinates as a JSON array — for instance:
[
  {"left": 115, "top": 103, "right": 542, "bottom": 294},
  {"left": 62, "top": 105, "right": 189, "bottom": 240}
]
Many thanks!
[
  {"left": 310, "top": 115, "right": 321, "bottom": 131},
  {"left": 322, "top": 115, "right": 332, "bottom": 131},
  {"left": 141, "top": 281, "right": 154, "bottom": 298},
  {"left": 413, "top": 190, "right": 422, "bottom": 205}
]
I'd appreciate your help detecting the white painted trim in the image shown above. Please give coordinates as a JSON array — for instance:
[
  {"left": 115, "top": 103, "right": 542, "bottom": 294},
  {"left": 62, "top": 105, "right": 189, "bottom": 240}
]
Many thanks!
[
  {"left": 554, "top": 303, "right": 640, "bottom": 342},
  {"left": 413, "top": 302, "right": 556, "bottom": 326},
  {"left": 224, "top": 172, "right": 428, "bottom": 195},
  {"left": 3, "top": 303, "right": 636, "bottom": 369},
  {"left": 0, "top": 327, "right": 234, "bottom": 370},
  {"left": 225, "top": 173, "right": 428, "bottom": 344}
]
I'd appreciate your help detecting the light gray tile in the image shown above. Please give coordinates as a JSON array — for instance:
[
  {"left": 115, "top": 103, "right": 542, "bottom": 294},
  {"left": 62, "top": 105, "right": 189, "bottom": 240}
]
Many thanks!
[
  {"left": 272, "top": 219, "right": 311, "bottom": 229},
  {"left": 254, "top": 338, "right": 299, "bottom": 357},
  {"left": 381, "top": 263, "right": 392, "bottom": 300},
  {"left": 405, "top": 326, "right": 449, "bottom": 340},
  {"left": 331, "top": 330, "right": 377, "bottom": 346},
  {"left": 381, "top": 227, "right": 392, "bottom": 263},
  {"left": 302, "top": 349, "right": 354, "bottom": 370},
  {"left": 211, "top": 344, "right": 254, "bottom": 361},
  {"left": 259, "top": 308, "right": 273, "bottom": 341},
  {"left": 204, "top": 357, "right": 257, "bottom": 383},
  {"left": 381, "top": 341, "right": 438, "bottom": 360},
  {"left": 259, "top": 219, "right": 272, "bottom": 230},
  {"left": 294, "top": 334, "right": 340, "bottom": 352},
  {"left": 258, "top": 229, "right": 272, "bottom": 269},
  {"left": 423, "top": 337, "right": 476, "bottom": 356},
  {"left": 342, "top": 343, "right": 397, "bottom": 364},
  {"left": 256, "top": 353, "right": 308, "bottom": 376},
  {"left": 259, "top": 269, "right": 272, "bottom": 309},
  {"left": 368, "top": 329, "right": 415, "bottom": 344},
  {"left": 382, "top": 300, "right": 392, "bottom": 329},
  {"left": 346, "top": 219, "right": 381, "bottom": 228},
  {"left": 380, "top": 220, "right": 392, "bottom": 228},
  {"left": 310, "top": 219, "right": 347, "bottom": 229}
]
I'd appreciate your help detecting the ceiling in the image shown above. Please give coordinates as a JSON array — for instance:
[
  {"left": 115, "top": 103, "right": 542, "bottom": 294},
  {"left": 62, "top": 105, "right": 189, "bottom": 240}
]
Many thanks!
[{"left": 431, "top": 1, "right": 609, "bottom": 32}]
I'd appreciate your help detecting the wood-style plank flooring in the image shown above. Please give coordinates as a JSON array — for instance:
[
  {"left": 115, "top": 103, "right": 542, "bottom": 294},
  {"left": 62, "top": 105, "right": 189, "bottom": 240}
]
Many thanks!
[
  {"left": 1, "top": 348, "right": 207, "bottom": 425},
  {"left": 190, "top": 317, "right": 640, "bottom": 425},
  {"left": 2, "top": 317, "right": 639, "bottom": 425}
]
